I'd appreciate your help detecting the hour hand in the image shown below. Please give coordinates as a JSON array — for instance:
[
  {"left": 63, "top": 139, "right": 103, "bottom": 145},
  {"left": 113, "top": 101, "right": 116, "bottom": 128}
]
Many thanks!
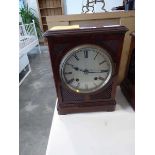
[
  {"left": 67, "top": 63, "right": 79, "bottom": 71},
  {"left": 67, "top": 63, "right": 85, "bottom": 72}
]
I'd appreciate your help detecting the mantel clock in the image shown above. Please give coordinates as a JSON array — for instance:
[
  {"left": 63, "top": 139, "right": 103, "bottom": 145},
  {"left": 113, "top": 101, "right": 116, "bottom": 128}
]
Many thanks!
[{"left": 44, "top": 26, "right": 128, "bottom": 114}]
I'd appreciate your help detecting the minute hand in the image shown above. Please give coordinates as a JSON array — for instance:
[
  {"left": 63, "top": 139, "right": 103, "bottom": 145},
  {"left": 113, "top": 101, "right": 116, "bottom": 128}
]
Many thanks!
[{"left": 87, "top": 69, "right": 109, "bottom": 73}]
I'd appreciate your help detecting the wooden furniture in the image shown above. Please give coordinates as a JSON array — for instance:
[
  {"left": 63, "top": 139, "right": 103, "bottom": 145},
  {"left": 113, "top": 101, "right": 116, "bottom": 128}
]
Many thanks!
[
  {"left": 44, "top": 26, "right": 128, "bottom": 114},
  {"left": 36, "top": 0, "right": 64, "bottom": 32},
  {"left": 19, "top": 20, "right": 41, "bottom": 85},
  {"left": 45, "top": 11, "right": 135, "bottom": 83},
  {"left": 121, "top": 32, "right": 135, "bottom": 109}
]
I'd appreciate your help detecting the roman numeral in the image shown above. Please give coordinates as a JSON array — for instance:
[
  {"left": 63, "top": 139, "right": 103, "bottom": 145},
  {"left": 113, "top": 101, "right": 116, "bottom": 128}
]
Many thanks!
[
  {"left": 84, "top": 50, "right": 88, "bottom": 58},
  {"left": 73, "top": 53, "right": 79, "bottom": 61},
  {"left": 98, "top": 77, "right": 105, "bottom": 81},
  {"left": 99, "top": 60, "right": 106, "bottom": 65},
  {"left": 66, "top": 63, "right": 72, "bottom": 66},
  {"left": 94, "top": 52, "right": 99, "bottom": 60},
  {"left": 64, "top": 72, "right": 72, "bottom": 75},
  {"left": 67, "top": 78, "right": 74, "bottom": 84},
  {"left": 76, "top": 83, "right": 80, "bottom": 88}
]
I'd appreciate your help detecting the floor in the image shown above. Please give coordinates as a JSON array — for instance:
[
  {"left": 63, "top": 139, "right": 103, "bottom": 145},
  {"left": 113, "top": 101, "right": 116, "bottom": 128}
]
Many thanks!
[{"left": 19, "top": 46, "right": 56, "bottom": 155}]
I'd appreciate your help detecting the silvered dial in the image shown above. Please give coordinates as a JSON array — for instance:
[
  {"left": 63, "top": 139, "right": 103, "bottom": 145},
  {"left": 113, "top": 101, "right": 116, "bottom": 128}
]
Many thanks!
[{"left": 60, "top": 44, "right": 113, "bottom": 93}]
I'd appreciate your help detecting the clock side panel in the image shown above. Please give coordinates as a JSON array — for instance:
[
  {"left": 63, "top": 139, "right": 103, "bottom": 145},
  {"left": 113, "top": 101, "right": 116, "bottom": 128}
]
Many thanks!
[{"left": 47, "top": 38, "right": 64, "bottom": 103}]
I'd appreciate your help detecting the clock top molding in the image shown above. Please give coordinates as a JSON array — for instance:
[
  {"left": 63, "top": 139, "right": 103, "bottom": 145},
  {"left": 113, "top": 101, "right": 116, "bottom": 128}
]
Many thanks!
[{"left": 43, "top": 26, "right": 128, "bottom": 37}]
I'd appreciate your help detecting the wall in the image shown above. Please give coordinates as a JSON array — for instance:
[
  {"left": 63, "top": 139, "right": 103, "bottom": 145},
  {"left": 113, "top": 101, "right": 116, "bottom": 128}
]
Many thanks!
[
  {"left": 64, "top": 0, "right": 123, "bottom": 14},
  {"left": 46, "top": 11, "right": 135, "bottom": 83},
  {"left": 24, "top": 0, "right": 40, "bottom": 18}
]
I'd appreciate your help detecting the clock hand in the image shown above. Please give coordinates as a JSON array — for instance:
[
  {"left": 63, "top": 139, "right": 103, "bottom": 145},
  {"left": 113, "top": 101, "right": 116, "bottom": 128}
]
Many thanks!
[
  {"left": 67, "top": 63, "right": 108, "bottom": 73},
  {"left": 67, "top": 63, "right": 86, "bottom": 72},
  {"left": 67, "top": 63, "right": 79, "bottom": 71},
  {"left": 87, "top": 69, "right": 109, "bottom": 73},
  {"left": 67, "top": 64, "right": 109, "bottom": 73}
]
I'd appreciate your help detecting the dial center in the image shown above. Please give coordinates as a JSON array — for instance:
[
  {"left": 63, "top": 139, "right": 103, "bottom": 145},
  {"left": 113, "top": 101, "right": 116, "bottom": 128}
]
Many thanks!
[{"left": 83, "top": 69, "right": 89, "bottom": 75}]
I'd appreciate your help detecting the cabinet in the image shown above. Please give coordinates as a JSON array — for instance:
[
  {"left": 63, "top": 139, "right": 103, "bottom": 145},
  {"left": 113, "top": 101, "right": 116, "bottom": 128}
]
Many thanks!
[
  {"left": 36, "top": 0, "right": 64, "bottom": 32},
  {"left": 121, "top": 32, "right": 135, "bottom": 110}
]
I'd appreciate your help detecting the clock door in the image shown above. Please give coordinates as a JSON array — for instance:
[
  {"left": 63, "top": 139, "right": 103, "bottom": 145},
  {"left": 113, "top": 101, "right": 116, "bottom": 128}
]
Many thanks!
[{"left": 60, "top": 44, "right": 113, "bottom": 94}]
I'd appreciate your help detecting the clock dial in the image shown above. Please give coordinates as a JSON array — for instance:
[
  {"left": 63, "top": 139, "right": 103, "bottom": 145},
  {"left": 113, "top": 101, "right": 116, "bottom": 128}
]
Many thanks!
[{"left": 60, "top": 44, "right": 113, "bottom": 93}]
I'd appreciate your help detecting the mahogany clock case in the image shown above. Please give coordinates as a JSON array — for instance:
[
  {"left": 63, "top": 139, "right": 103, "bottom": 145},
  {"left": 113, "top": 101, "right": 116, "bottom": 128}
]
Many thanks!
[{"left": 44, "top": 26, "right": 128, "bottom": 114}]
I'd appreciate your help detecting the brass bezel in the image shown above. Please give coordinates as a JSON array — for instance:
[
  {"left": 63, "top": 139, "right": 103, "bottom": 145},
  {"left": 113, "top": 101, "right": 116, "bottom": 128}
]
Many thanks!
[{"left": 60, "top": 44, "right": 113, "bottom": 94}]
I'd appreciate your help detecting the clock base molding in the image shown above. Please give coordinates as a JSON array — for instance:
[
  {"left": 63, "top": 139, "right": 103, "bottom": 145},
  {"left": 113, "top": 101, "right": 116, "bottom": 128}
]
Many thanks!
[{"left": 57, "top": 100, "right": 116, "bottom": 115}]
